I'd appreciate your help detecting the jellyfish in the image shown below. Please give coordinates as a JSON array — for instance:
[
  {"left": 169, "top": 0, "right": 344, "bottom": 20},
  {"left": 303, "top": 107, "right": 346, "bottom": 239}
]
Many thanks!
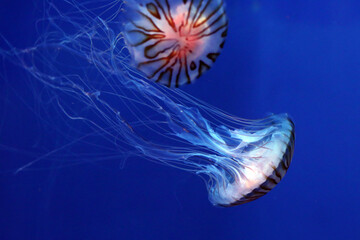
[
  {"left": 124, "top": 0, "right": 228, "bottom": 87},
  {"left": 0, "top": 0, "right": 295, "bottom": 206}
]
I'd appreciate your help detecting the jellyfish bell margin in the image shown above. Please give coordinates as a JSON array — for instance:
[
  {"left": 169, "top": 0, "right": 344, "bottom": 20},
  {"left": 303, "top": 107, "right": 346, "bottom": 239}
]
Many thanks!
[{"left": 123, "top": 0, "right": 228, "bottom": 87}]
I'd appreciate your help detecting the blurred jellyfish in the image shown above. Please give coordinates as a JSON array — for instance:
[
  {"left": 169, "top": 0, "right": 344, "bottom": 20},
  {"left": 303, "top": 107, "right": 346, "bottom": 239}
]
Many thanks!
[{"left": 0, "top": 0, "right": 295, "bottom": 206}]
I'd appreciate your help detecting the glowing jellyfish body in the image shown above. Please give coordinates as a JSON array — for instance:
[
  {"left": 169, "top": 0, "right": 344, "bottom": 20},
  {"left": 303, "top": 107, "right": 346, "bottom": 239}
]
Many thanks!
[
  {"left": 124, "top": 0, "right": 228, "bottom": 87},
  {"left": 0, "top": 0, "right": 295, "bottom": 207},
  {"left": 206, "top": 115, "right": 295, "bottom": 206}
]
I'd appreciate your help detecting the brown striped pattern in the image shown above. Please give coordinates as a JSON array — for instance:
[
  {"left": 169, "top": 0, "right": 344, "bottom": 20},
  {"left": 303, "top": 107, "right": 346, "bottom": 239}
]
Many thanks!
[{"left": 125, "top": 0, "right": 228, "bottom": 87}]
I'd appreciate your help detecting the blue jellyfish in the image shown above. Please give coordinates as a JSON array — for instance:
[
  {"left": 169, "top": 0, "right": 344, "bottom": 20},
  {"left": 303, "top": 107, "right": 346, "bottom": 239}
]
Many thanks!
[{"left": 0, "top": 0, "right": 295, "bottom": 207}]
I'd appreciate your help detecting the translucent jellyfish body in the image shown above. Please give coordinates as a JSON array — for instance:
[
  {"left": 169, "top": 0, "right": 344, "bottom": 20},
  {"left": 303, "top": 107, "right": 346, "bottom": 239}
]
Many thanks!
[
  {"left": 204, "top": 115, "right": 295, "bottom": 206},
  {"left": 124, "top": 0, "right": 228, "bottom": 87},
  {"left": 0, "top": 0, "right": 295, "bottom": 207}
]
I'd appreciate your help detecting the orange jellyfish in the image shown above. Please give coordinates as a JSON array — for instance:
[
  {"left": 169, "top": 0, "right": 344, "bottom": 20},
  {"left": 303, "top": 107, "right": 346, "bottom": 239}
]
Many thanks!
[{"left": 124, "top": 0, "right": 228, "bottom": 87}]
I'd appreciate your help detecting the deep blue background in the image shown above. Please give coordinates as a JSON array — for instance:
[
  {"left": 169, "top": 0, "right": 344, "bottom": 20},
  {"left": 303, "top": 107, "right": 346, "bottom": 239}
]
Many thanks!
[{"left": 1, "top": 1, "right": 359, "bottom": 239}]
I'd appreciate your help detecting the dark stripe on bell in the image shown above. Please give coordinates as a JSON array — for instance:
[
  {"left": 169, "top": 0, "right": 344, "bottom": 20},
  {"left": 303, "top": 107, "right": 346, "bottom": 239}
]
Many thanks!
[
  {"left": 156, "top": 68, "right": 173, "bottom": 87},
  {"left": 207, "top": 52, "right": 220, "bottom": 62},
  {"left": 197, "top": 60, "right": 211, "bottom": 78},
  {"left": 190, "top": 61, "right": 197, "bottom": 71},
  {"left": 175, "top": 58, "right": 183, "bottom": 88},
  {"left": 184, "top": 57, "right": 191, "bottom": 84},
  {"left": 273, "top": 166, "right": 283, "bottom": 180},
  {"left": 220, "top": 117, "right": 295, "bottom": 207},
  {"left": 220, "top": 41, "right": 225, "bottom": 49},
  {"left": 146, "top": 3, "right": 161, "bottom": 19}
]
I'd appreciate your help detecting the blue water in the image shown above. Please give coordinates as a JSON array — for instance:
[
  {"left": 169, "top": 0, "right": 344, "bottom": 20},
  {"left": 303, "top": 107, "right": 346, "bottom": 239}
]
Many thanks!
[{"left": 1, "top": 1, "right": 359, "bottom": 239}]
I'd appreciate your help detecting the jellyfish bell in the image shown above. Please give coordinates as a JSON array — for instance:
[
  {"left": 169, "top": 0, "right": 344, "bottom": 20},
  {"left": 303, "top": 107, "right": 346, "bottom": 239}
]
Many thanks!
[
  {"left": 123, "top": 0, "right": 228, "bottom": 87},
  {"left": 202, "top": 114, "right": 295, "bottom": 207}
]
